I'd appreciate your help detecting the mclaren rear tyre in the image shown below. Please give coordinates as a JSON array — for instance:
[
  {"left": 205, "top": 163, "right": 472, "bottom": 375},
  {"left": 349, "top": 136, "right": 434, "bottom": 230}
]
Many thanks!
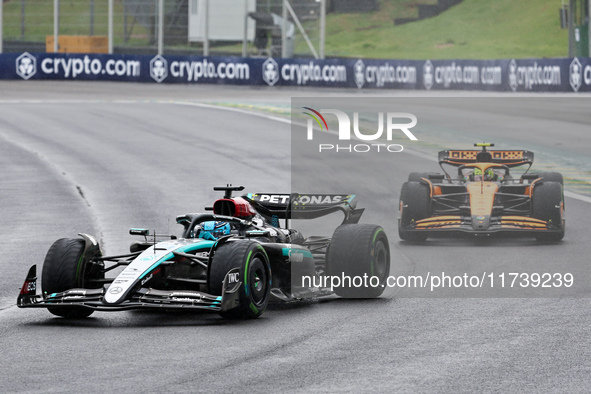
[
  {"left": 398, "top": 181, "right": 431, "bottom": 242},
  {"left": 41, "top": 237, "right": 103, "bottom": 318},
  {"left": 326, "top": 224, "right": 390, "bottom": 298},
  {"left": 209, "top": 240, "right": 271, "bottom": 319},
  {"left": 538, "top": 172, "right": 564, "bottom": 185},
  {"left": 532, "top": 181, "right": 565, "bottom": 242}
]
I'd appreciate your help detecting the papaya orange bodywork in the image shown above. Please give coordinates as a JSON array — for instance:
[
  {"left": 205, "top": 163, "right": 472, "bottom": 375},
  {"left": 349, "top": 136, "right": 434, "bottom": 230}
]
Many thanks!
[{"left": 466, "top": 182, "right": 498, "bottom": 217}]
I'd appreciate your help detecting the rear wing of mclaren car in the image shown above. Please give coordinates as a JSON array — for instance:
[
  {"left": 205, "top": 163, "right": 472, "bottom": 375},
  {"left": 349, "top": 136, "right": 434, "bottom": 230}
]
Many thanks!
[
  {"left": 243, "top": 193, "right": 364, "bottom": 224},
  {"left": 439, "top": 148, "right": 534, "bottom": 167}
]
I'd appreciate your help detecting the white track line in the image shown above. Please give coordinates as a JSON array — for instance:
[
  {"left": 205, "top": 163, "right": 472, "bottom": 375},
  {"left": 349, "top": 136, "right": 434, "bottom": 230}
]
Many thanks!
[
  {"left": 169, "top": 101, "right": 292, "bottom": 125},
  {"left": 565, "top": 190, "right": 591, "bottom": 204}
]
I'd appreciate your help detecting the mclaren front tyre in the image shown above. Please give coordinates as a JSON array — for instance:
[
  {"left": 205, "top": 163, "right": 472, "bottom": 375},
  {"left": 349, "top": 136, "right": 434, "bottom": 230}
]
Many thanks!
[
  {"left": 538, "top": 172, "right": 564, "bottom": 185},
  {"left": 408, "top": 172, "right": 441, "bottom": 182},
  {"left": 532, "top": 181, "right": 565, "bottom": 242},
  {"left": 398, "top": 181, "right": 431, "bottom": 242}
]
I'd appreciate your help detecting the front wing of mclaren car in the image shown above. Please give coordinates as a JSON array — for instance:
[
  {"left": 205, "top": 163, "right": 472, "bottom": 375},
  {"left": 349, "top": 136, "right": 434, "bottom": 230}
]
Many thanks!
[
  {"left": 403, "top": 215, "right": 563, "bottom": 238},
  {"left": 17, "top": 265, "right": 243, "bottom": 313}
]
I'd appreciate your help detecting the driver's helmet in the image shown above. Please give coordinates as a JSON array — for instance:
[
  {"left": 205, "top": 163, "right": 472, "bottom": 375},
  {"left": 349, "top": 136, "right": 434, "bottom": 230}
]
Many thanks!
[
  {"left": 198, "top": 221, "right": 231, "bottom": 241},
  {"left": 484, "top": 168, "right": 496, "bottom": 181},
  {"left": 472, "top": 167, "right": 483, "bottom": 181}
]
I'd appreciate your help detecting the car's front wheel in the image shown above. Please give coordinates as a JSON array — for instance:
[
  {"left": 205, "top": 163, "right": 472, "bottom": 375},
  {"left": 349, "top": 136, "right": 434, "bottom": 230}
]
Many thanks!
[
  {"left": 208, "top": 240, "right": 271, "bottom": 319},
  {"left": 532, "top": 181, "right": 565, "bottom": 241},
  {"left": 537, "top": 172, "right": 564, "bottom": 185},
  {"left": 408, "top": 172, "right": 441, "bottom": 182},
  {"left": 398, "top": 181, "right": 431, "bottom": 242},
  {"left": 42, "top": 237, "right": 103, "bottom": 318}
]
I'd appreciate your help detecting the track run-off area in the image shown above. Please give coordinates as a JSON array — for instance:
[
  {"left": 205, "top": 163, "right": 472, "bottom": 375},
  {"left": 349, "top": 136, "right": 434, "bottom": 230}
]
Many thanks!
[{"left": 1, "top": 81, "right": 591, "bottom": 392}]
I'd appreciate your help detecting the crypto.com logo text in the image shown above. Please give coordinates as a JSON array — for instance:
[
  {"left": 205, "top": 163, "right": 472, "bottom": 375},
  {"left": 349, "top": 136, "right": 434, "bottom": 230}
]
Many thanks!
[{"left": 303, "top": 107, "right": 418, "bottom": 153}]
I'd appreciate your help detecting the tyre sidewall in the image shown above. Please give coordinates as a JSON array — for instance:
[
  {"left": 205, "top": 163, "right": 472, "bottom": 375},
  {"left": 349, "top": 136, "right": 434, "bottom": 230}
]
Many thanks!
[
  {"left": 399, "top": 181, "right": 430, "bottom": 241},
  {"left": 238, "top": 243, "right": 271, "bottom": 318},
  {"left": 41, "top": 238, "right": 94, "bottom": 318},
  {"left": 538, "top": 172, "right": 564, "bottom": 185},
  {"left": 210, "top": 240, "right": 272, "bottom": 319},
  {"left": 532, "top": 182, "right": 565, "bottom": 241},
  {"left": 408, "top": 172, "right": 440, "bottom": 182},
  {"left": 327, "top": 224, "right": 390, "bottom": 298}
]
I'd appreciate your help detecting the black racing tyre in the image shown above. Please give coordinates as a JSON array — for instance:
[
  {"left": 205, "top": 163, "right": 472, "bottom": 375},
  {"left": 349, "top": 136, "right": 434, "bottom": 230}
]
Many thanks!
[
  {"left": 398, "top": 181, "right": 431, "bottom": 242},
  {"left": 208, "top": 240, "right": 271, "bottom": 319},
  {"left": 325, "top": 224, "right": 390, "bottom": 298},
  {"left": 538, "top": 172, "right": 564, "bottom": 185},
  {"left": 408, "top": 172, "right": 440, "bottom": 182},
  {"left": 532, "top": 181, "right": 565, "bottom": 242},
  {"left": 41, "top": 238, "right": 103, "bottom": 318}
]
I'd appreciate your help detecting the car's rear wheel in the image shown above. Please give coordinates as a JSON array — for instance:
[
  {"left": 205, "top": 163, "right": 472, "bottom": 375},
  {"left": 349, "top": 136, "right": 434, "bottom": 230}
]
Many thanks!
[
  {"left": 42, "top": 238, "right": 103, "bottom": 318},
  {"left": 326, "top": 224, "right": 390, "bottom": 298},
  {"left": 399, "top": 181, "right": 431, "bottom": 242},
  {"left": 208, "top": 240, "right": 271, "bottom": 319},
  {"left": 532, "top": 181, "right": 565, "bottom": 241}
]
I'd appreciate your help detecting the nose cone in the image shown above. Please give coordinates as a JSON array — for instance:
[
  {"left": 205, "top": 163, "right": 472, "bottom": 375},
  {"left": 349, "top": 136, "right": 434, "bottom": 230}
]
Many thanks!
[
  {"left": 467, "top": 182, "right": 498, "bottom": 228},
  {"left": 471, "top": 215, "right": 491, "bottom": 230}
]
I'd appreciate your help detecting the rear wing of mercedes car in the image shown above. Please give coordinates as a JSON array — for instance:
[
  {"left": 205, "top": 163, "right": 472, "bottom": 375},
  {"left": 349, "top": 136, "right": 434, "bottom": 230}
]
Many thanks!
[
  {"left": 180, "top": 186, "right": 365, "bottom": 233},
  {"left": 243, "top": 193, "right": 364, "bottom": 225}
]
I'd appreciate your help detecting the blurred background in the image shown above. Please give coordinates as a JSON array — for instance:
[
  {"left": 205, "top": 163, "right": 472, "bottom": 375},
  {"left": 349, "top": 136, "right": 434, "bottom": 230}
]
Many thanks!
[{"left": 0, "top": 0, "right": 584, "bottom": 59}]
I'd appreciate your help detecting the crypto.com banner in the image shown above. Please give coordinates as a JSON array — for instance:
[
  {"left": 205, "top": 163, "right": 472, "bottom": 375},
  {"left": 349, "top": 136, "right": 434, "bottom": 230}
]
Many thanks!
[
  {"left": 1, "top": 52, "right": 591, "bottom": 91},
  {"left": 291, "top": 97, "right": 590, "bottom": 298}
]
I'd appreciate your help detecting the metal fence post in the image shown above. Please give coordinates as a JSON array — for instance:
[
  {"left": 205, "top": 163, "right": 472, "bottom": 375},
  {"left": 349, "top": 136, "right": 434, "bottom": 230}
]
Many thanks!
[
  {"left": 0, "top": 0, "right": 3, "bottom": 53},
  {"left": 108, "top": 0, "right": 113, "bottom": 53},
  {"left": 320, "top": 0, "right": 326, "bottom": 59},
  {"left": 285, "top": 0, "right": 318, "bottom": 58},
  {"left": 568, "top": 0, "right": 574, "bottom": 57},
  {"left": 21, "top": 0, "right": 25, "bottom": 40},
  {"left": 54, "top": 0, "right": 59, "bottom": 53},
  {"left": 282, "top": 0, "right": 287, "bottom": 58},
  {"left": 90, "top": 0, "right": 95, "bottom": 36},
  {"left": 158, "top": 0, "right": 164, "bottom": 54},
  {"left": 204, "top": 0, "right": 209, "bottom": 56},
  {"left": 242, "top": 0, "right": 248, "bottom": 57}
]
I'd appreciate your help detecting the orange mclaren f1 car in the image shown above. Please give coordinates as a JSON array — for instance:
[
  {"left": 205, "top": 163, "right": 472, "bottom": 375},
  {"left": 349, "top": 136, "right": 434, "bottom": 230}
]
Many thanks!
[{"left": 398, "top": 143, "right": 565, "bottom": 242}]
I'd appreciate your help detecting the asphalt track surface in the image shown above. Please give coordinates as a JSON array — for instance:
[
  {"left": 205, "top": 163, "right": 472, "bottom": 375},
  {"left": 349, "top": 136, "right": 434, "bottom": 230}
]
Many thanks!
[{"left": 1, "top": 81, "right": 591, "bottom": 392}]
